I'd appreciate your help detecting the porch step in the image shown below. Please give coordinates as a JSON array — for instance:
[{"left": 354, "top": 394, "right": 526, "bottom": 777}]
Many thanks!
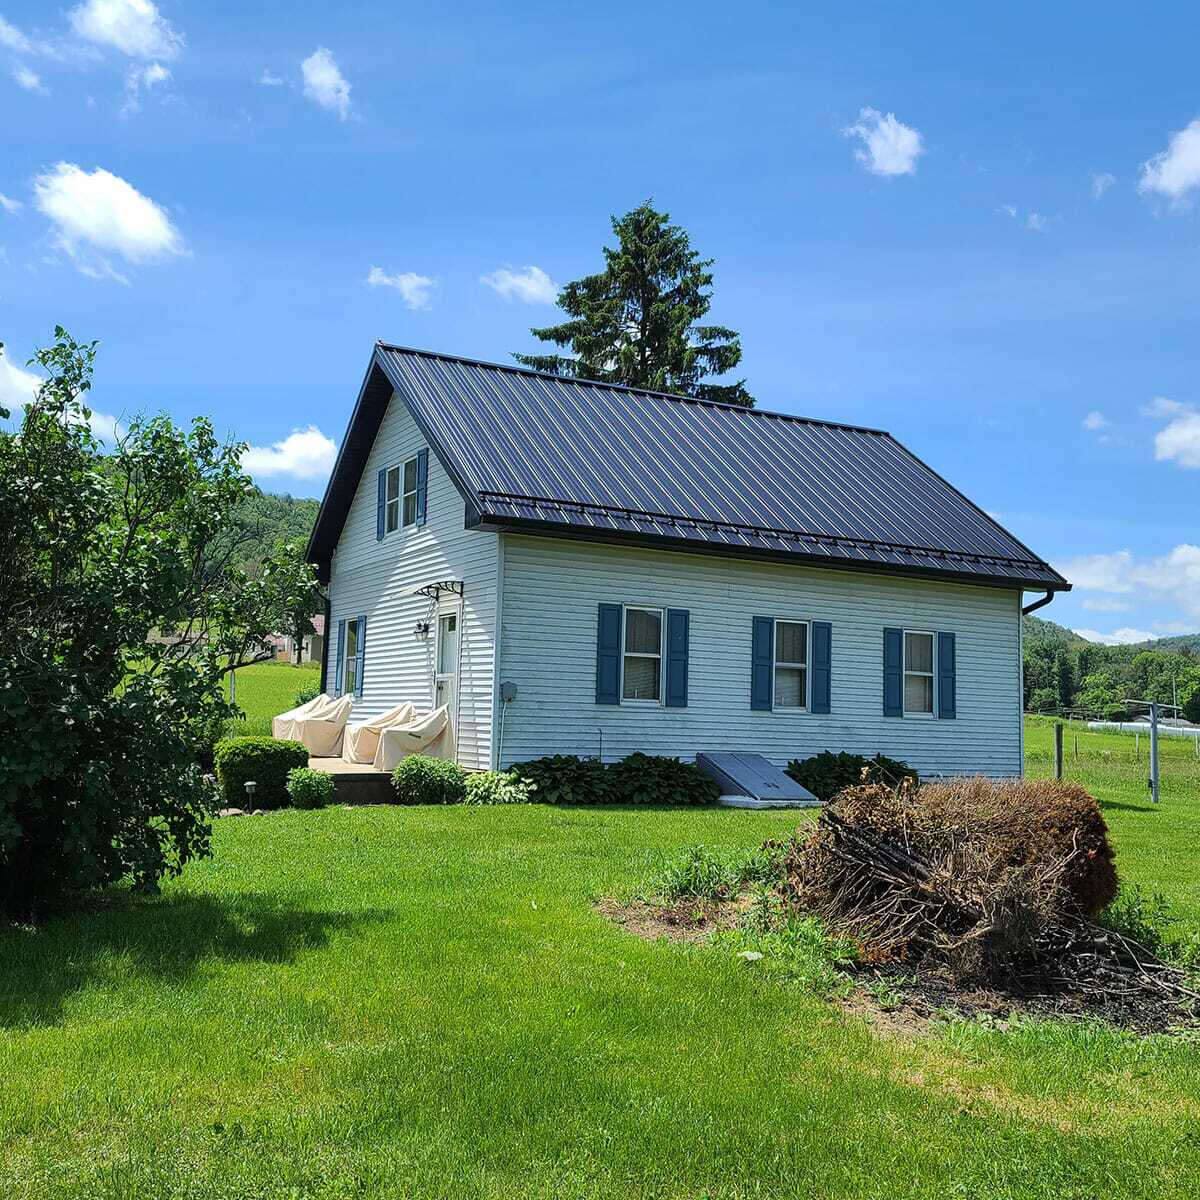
[
  {"left": 696, "top": 752, "right": 820, "bottom": 808},
  {"left": 308, "top": 758, "right": 395, "bottom": 805}
]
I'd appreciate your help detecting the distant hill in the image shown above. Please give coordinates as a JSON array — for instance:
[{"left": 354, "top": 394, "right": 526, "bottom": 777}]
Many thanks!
[
  {"left": 215, "top": 489, "right": 321, "bottom": 575},
  {"left": 1022, "top": 614, "right": 1087, "bottom": 649},
  {"left": 1130, "top": 633, "right": 1200, "bottom": 655}
]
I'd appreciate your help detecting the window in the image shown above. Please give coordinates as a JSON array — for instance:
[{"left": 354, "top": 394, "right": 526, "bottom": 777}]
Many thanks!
[
  {"left": 903, "top": 631, "right": 934, "bottom": 715},
  {"left": 622, "top": 607, "right": 663, "bottom": 702},
  {"left": 402, "top": 456, "right": 419, "bottom": 527},
  {"left": 774, "top": 620, "right": 808, "bottom": 709},
  {"left": 343, "top": 618, "right": 360, "bottom": 697},
  {"left": 384, "top": 455, "right": 420, "bottom": 533},
  {"left": 384, "top": 466, "right": 401, "bottom": 532}
]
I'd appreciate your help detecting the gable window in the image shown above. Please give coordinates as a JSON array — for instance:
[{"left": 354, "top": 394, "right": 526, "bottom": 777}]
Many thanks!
[
  {"left": 384, "top": 466, "right": 401, "bottom": 532},
  {"left": 384, "top": 455, "right": 421, "bottom": 533},
  {"left": 903, "top": 631, "right": 935, "bottom": 715},
  {"left": 622, "top": 607, "right": 663, "bottom": 702},
  {"left": 774, "top": 620, "right": 808, "bottom": 709}
]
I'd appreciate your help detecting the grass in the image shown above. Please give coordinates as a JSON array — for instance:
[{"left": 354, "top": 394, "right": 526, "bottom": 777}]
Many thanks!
[
  {"left": 3, "top": 719, "right": 1200, "bottom": 1198},
  {"left": 222, "top": 659, "right": 321, "bottom": 738}
]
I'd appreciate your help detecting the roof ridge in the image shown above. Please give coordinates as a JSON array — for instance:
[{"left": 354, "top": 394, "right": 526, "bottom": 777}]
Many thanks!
[{"left": 374, "top": 340, "right": 890, "bottom": 437}]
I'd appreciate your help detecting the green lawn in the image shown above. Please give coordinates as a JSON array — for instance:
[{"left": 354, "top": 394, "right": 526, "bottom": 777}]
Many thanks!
[
  {"left": 2, "top": 722, "right": 1199, "bottom": 1199},
  {"left": 223, "top": 659, "right": 321, "bottom": 738}
]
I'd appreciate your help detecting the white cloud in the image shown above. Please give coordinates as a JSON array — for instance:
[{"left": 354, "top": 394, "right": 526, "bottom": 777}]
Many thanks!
[
  {"left": 301, "top": 47, "right": 351, "bottom": 120},
  {"left": 1082, "top": 411, "right": 1107, "bottom": 432},
  {"left": 1081, "top": 597, "right": 1130, "bottom": 613},
  {"left": 1139, "top": 117, "right": 1200, "bottom": 206},
  {"left": 259, "top": 69, "right": 283, "bottom": 87},
  {"left": 242, "top": 425, "right": 337, "bottom": 482},
  {"left": 13, "top": 64, "right": 46, "bottom": 93},
  {"left": 34, "top": 162, "right": 186, "bottom": 281},
  {"left": 1142, "top": 397, "right": 1200, "bottom": 469},
  {"left": 1057, "top": 544, "right": 1200, "bottom": 625},
  {"left": 0, "top": 345, "right": 42, "bottom": 412},
  {"left": 1023, "top": 211, "right": 1049, "bottom": 232},
  {"left": 480, "top": 264, "right": 559, "bottom": 304},
  {"left": 1072, "top": 627, "right": 1157, "bottom": 646},
  {"left": 0, "top": 15, "right": 34, "bottom": 55},
  {"left": 999, "top": 205, "right": 1053, "bottom": 232},
  {"left": 0, "top": 193, "right": 22, "bottom": 215},
  {"left": 1091, "top": 171, "right": 1115, "bottom": 199},
  {"left": 366, "top": 265, "right": 434, "bottom": 310},
  {"left": 121, "top": 60, "right": 170, "bottom": 114},
  {"left": 69, "top": 0, "right": 181, "bottom": 60},
  {"left": 842, "top": 108, "right": 924, "bottom": 177}
]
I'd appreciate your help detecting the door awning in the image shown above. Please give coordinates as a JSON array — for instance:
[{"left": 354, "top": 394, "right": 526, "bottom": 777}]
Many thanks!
[{"left": 396, "top": 579, "right": 463, "bottom": 600}]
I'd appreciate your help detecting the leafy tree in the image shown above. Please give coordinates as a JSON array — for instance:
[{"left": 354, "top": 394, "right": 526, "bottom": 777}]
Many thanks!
[
  {"left": 515, "top": 201, "right": 753, "bottom": 406},
  {"left": 1076, "top": 672, "right": 1125, "bottom": 720},
  {"left": 0, "top": 329, "right": 323, "bottom": 919},
  {"left": 1028, "top": 687, "right": 1059, "bottom": 714},
  {"left": 1183, "top": 685, "right": 1200, "bottom": 726}
]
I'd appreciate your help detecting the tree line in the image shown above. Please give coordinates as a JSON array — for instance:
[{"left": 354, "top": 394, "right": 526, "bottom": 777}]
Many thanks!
[{"left": 1023, "top": 616, "right": 1200, "bottom": 722}]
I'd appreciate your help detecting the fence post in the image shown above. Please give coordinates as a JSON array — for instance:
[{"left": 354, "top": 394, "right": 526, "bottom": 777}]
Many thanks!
[{"left": 1054, "top": 722, "right": 1064, "bottom": 781}]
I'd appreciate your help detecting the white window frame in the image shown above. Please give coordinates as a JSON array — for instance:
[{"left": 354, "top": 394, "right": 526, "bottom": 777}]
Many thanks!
[
  {"left": 902, "top": 629, "right": 936, "bottom": 718},
  {"left": 773, "top": 618, "right": 810, "bottom": 712},
  {"left": 620, "top": 605, "right": 665, "bottom": 705},
  {"left": 384, "top": 454, "right": 421, "bottom": 535}
]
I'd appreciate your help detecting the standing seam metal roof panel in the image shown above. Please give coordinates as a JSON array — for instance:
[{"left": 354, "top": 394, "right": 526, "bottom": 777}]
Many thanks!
[{"left": 306, "top": 344, "right": 1068, "bottom": 591}]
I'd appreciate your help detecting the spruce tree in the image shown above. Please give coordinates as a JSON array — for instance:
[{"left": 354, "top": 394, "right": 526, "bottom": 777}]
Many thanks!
[{"left": 515, "top": 202, "right": 753, "bottom": 407}]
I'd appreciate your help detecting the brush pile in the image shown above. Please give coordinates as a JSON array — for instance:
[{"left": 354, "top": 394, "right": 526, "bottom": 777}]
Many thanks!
[{"left": 774, "top": 777, "right": 1198, "bottom": 1025}]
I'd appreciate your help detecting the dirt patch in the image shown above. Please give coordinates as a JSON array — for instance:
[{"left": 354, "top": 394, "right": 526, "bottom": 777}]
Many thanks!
[{"left": 595, "top": 894, "right": 751, "bottom": 944}]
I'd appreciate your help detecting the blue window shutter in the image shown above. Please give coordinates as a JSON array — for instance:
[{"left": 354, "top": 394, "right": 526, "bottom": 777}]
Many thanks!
[
  {"left": 333, "top": 619, "right": 347, "bottom": 698},
  {"left": 665, "top": 608, "right": 689, "bottom": 708},
  {"left": 883, "top": 627, "right": 903, "bottom": 717},
  {"left": 415, "top": 449, "right": 429, "bottom": 526},
  {"left": 355, "top": 616, "right": 367, "bottom": 699},
  {"left": 810, "top": 621, "right": 832, "bottom": 714},
  {"left": 376, "top": 469, "right": 386, "bottom": 541},
  {"left": 595, "top": 603, "right": 622, "bottom": 704},
  {"left": 751, "top": 617, "right": 774, "bottom": 711},
  {"left": 938, "top": 631, "right": 956, "bottom": 719}
]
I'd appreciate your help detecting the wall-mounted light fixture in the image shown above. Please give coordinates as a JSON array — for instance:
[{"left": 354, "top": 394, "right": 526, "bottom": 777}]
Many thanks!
[{"left": 414, "top": 621, "right": 431, "bottom": 638}]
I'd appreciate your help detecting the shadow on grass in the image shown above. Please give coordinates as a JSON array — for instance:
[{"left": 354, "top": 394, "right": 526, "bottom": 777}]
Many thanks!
[
  {"left": 1098, "top": 800, "right": 1159, "bottom": 814},
  {"left": 0, "top": 889, "right": 385, "bottom": 1029}
]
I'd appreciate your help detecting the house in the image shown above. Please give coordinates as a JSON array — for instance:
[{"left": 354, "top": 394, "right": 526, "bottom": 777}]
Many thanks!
[
  {"left": 307, "top": 344, "right": 1069, "bottom": 776},
  {"left": 265, "top": 615, "right": 326, "bottom": 665}
]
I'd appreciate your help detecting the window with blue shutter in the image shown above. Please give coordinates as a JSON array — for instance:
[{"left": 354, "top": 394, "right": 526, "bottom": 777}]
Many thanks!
[
  {"left": 415, "top": 448, "right": 429, "bottom": 526},
  {"left": 751, "top": 616, "right": 774, "bottom": 711},
  {"left": 810, "top": 621, "right": 832, "bottom": 714},
  {"left": 376, "top": 470, "right": 386, "bottom": 542},
  {"left": 595, "top": 603, "right": 622, "bottom": 704},
  {"left": 664, "top": 609, "right": 689, "bottom": 707},
  {"left": 937, "top": 631, "right": 956, "bottom": 719},
  {"left": 332, "top": 619, "right": 347, "bottom": 698},
  {"left": 883, "top": 627, "right": 903, "bottom": 717}
]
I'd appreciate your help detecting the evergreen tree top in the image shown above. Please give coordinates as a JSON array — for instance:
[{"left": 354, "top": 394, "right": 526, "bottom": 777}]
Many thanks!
[{"left": 515, "top": 201, "right": 754, "bottom": 407}]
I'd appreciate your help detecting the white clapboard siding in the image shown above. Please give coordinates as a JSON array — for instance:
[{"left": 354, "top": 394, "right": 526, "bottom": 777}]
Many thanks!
[
  {"left": 496, "top": 534, "right": 1023, "bottom": 777},
  {"left": 328, "top": 393, "right": 498, "bottom": 770}
]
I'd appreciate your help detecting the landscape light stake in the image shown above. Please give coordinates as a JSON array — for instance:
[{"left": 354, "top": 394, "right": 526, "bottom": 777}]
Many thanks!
[{"left": 244, "top": 780, "right": 257, "bottom": 813}]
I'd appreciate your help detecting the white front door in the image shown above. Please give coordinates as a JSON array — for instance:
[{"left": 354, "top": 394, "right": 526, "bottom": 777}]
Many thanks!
[{"left": 435, "top": 609, "right": 459, "bottom": 731}]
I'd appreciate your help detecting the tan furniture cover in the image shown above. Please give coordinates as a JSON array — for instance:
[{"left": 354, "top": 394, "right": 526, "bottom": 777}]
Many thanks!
[
  {"left": 375, "top": 705, "right": 455, "bottom": 772},
  {"left": 283, "top": 694, "right": 354, "bottom": 757},
  {"left": 272, "top": 693, "right": 336, "bottom": 741},
  {"left": 341, "top": 702, "right": 418, "bottom": 765}
]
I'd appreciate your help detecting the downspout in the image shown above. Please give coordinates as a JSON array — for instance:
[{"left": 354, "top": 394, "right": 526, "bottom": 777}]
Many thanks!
[{"left": 1021, "top": 590, "right": 1055, "bottom": 616}]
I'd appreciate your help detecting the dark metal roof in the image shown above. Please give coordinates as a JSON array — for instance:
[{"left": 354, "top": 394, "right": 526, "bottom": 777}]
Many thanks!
[{"left": 307, "top": 343, "right": 1068, "bottom": 592}]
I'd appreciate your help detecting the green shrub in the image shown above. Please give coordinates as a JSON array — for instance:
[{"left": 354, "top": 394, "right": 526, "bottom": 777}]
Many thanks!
[
  {"left": 606, "top": 752, "right": 719, "bottom": 806},
  {"left": 510, "top": 755, "right": 613, "bottom": 805},
  {"left": 214, "top": 736, "right": 309, "bottom": 809},
  {"left": 391, "top": 755, "right": 467, "bottom": 805},
  {"left": 286, "top": 766, "right": 335, "bottom": 809},
  {"left": 785, "top": 750, "right": 918, "bottom": 802},
  {"left": 293, "top": 682, "right": 321, "bottom": 708},
  {"left": 463, "top": 770, "right": 536, "bottom": 805}
]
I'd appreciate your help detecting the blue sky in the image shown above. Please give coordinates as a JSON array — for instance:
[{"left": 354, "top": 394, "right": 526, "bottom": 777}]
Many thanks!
[{"left": 1, "top": 1, "right": 1198, "bottom": 642}]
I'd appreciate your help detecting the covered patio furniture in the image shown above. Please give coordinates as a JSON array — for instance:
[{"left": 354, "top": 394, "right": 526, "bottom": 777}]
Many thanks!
[
  {"left": 282, "top": 694, "right": 354, "bottom": 757},
  {"left": 272, "top": 693, "right": 336, "bottom": 742},
  {"left": 375, "top": 705, "right": 455, "bottom": 772},
  {"left": 342, "top": 702, "right": 418, "bottom": 765}
]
